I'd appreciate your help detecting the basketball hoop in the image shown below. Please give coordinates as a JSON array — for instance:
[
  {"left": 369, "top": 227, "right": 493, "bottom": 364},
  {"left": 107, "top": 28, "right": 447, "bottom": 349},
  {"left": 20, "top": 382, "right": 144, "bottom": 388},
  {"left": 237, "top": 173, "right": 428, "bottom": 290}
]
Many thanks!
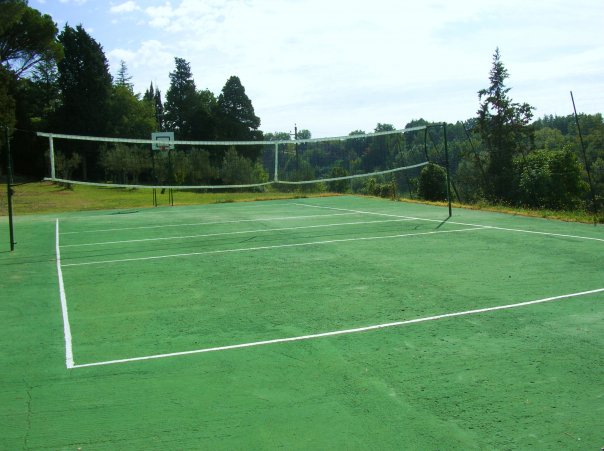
[{"left": 151, "top": 131, "right": 175, "bottom": 152}]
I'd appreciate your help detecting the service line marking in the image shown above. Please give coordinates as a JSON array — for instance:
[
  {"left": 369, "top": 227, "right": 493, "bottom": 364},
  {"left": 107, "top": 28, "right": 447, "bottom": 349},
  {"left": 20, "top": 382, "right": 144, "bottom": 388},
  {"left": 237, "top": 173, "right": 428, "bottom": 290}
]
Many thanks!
[
  {"left": 70, "top": 288, "right": 604, "bottom": 369},
  {"left": 61, "top": 226, "right": 486, "bottom": 267},
  {"left": 60, "top": 218, "right": 418, "bottom": 248},
  {"left": 60, "top": 212, "right": 360, "bottom": 235},
  {"left": 55, "top": 219, "right": 74, "bottom": 369},
  {"left": 294, "top": 203, "right": 604, "bottom": 243}
]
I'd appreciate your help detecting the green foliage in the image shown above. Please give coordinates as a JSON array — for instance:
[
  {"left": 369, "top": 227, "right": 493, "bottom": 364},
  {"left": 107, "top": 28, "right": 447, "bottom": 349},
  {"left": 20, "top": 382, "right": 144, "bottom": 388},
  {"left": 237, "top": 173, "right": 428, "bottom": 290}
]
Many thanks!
[
  {"left": 514, "top": 149, "right": 587, "bottom": 210},
  {"left": 361, "top": 177, "right": 396, "bottom": 199},
  {"left": 0, "top": 67, "right": 16, "bottom": 129},
  {"left": 297, "top": 129, "right": 311, "bottom": 140},
  {"left": 99, "top": 144, "right": 151, "bottom": 184},
  {"left": 592, "top": 157, "right": 604, "bottom": 210},
  {"left": 0, "top": 0, "right": 62, "bottom": 135},
  {"left": 1, "top": 9, "right": 602, "bottom": 219},
  {"left": 220, "top": 147, "right": 267, "bottom": 186},
  {"left": 55, "top": 150, "right": 81, "bottom": 180},
  {"left": 533, "top": 127, "right": 568, "bottom": 151},
  {"left": 453, "top": 158, "right": 485, "bottom": 202},
  {"left": 0, "top": 0, "right": 63, "bottom": 78},
  {"left": 57, "top": 24, "right": 112, "bottom": 136},
  {"left": 216, "top": 75, "right": 261, "bottom": 140},
  {"left": 418, "top": 163, "right": 447, "bottom": 201},
  {"left": 475, "top": 48, "right": 534, "bottom": 201},
  {"left": 143, "top": 82, "right": 164, "bottom": 130},
  {"left": 115, "top": 60, "right": 133, "bottom": 91},
  {"left": 164, "top": 57, "right": 197, "bottom": 138},
  {"left": 163, "top": 58, "right": 216, "bottom": 140},
  {"left": 109, "top": 85, "right": 156, "bottom": 137},
  {"left": 327, "top": 166, "right": 349, "bottom": 193}
]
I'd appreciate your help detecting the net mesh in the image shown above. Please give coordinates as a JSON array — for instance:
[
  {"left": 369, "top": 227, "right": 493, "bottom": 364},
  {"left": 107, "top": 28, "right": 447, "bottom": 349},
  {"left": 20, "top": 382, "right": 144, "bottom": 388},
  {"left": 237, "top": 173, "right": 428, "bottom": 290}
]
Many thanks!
[{"left": 38, "top": 125, "right": 432, "bottom": 197}]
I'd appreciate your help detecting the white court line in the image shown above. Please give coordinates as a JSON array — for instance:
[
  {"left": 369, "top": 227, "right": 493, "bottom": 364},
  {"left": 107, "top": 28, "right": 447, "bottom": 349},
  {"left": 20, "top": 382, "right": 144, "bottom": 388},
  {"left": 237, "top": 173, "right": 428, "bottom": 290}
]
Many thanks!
[
  {"left": 294, "top": 203, "right": 604, "bottom": 243},
  {"left": 61, "top": 226, "right": 486, "bottom": 267},
  {"left": 60, "top": 212, "right": 360, "bottom": 235},
  {"left": 61, "top": 218, "right": 417, "bottom": 248},
  {"left": 55, "top": 219, "right": 74, "bottom": 369},
  {"left": 70, "top": 287, "right": 604, "bottom": 369}
]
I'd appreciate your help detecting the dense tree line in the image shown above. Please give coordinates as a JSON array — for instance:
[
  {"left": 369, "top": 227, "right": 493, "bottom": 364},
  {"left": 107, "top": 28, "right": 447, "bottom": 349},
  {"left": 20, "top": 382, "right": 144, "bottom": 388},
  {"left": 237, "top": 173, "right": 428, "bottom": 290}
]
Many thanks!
[
  {"left": 1, "top": 1, "right": 602, "bottom": 214},
  {"left": 0, "top": 1, "right": 262, "bottom": 184}
]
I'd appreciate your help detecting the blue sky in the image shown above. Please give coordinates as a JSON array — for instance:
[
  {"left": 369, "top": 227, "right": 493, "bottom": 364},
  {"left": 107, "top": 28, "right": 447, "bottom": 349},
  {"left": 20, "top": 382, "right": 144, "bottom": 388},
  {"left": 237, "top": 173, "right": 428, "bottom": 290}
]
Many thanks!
[{"left": 34, "top": 0, "right": 604, "bottom": 137}]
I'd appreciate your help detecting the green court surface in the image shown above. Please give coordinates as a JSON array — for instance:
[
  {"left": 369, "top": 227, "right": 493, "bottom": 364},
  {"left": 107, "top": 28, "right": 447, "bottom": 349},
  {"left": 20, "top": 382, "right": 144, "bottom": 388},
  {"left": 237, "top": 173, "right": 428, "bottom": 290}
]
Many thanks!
[{"left": 1, "top": 196, "right": 603, "bottom": 449}]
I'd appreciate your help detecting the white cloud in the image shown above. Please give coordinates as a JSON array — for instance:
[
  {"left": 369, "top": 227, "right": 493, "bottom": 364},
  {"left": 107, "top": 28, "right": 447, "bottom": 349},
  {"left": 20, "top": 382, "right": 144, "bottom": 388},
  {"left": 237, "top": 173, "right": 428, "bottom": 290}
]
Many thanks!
[
  {"left": 108, "top": 40, "right": 173, "bottom": 95},
  {"left": 97, "top": 0, "right": 604, "bottom": 135},
  {"left": 110, "top": 1, "right": 140, "bottom": 14}
]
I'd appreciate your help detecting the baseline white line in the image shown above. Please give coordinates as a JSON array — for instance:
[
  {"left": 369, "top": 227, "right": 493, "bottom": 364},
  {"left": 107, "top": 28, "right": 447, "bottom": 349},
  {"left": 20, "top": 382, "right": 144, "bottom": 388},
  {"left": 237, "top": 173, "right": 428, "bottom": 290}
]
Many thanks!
[
  {"left": 61, "top": 226, "right": 485, "bottom": 267},
  {"left": 61, "top": 218, "right": 417, "bottom": 248},
  {"left": 55, "top": 219, "right": 74, "bottom": 369},
  {"left": 71, "top": 287, "right": 604, "bottom": 369},
  {"left": 60, "top": 212, "right": 360, "bottom": 235},
  {"left": 294, "top": 203, "right": 604, "bottom": 243}
]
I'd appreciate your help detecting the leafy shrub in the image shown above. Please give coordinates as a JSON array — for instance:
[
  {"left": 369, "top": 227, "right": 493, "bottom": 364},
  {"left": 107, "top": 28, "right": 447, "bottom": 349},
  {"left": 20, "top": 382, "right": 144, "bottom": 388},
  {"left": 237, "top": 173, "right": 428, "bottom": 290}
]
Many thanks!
[
  {"left": 418, "top": 163, "right": 447, "bottom": 201},
  {"left": 220, "top": 147, "right": 268, "bottom": 186},
  {"left": 361, "top": 177, "right": 396, "bottom": 199},
  {"left": 327, "top": 166, "right": 349, "bottom": 193},
  {"left": 514, "top": 149, "right": 587, "bottom": 210}
]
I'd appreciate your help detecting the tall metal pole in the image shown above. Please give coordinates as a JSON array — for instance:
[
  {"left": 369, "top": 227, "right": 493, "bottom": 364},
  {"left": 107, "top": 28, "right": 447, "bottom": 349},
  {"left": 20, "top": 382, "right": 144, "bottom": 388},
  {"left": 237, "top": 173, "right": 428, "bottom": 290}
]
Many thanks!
[
  {"left": 49, "top": 135, "right": 56, "bottom": 179},
  {"left": 443, "top": 123, "right": 452, "bottom": 217},
  {"left": 570, "top": 91, "right": 598, "bottom": 218},
  {"left": 294, "top": 124, "right": 299, "bottom": 174},
  {"left": 274, "top": 142, "right": 279, "bottom": 182},
  {"left": 4, "top": 126, "right": 15, "bottom": 251}
]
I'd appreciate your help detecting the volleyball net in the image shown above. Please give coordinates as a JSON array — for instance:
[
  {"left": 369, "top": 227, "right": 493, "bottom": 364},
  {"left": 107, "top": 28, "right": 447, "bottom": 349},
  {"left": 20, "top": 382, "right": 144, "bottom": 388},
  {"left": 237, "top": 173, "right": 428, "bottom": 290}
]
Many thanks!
[{"left": 38, "top": 124, "right": 446, "bottom": 199}]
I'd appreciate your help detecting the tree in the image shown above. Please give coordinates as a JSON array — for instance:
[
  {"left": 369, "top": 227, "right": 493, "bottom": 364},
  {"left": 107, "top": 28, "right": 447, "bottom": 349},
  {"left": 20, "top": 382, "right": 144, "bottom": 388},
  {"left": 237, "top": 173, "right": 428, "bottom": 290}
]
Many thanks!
[
  {"left": 220, "top": 147, "right": 267, "bottom": 186},
  {"left": 418, "top": 163, "right": 447, "bottom": 201},
  {"left": 163, "top": 57, "right": 213, "bottom": 139},
  {"left": 55, "top": 24, "right": 113, "bottom": 180},
  {"left": 0, "top": 0, "right": 63, "bottom": 78},
  {"left": 297, "top": 129, "right": 311, "bottom": 140},
  {"left": 216, "top": 75, "right": 261, "bottom": 141},
  {"left": 327, "top": 166, "right": 349, "bottom": 193},
  {"left": 115, "top": 60, "right": 133, "bottom": 91},
  {"left": 360, "top": 123, "right": 396, "bottom": 171},
  {"left": 56, "top": 24, "right": 112, "bottom": 135},
  {"left": 514, "top": 149, "right": 586, "bottom": 209},
  {"left": 153, "top": 87, "right": 165, "bottom": 131},
  {"left": 109, "top": 85, "right": 156, "bottom": 137},
  {"left": 30, "top": 57, "right": 60, "bottom": 119},
  {"left": 143, "top": 82, "right": 165, "bottom": 131},
  {"left": 475, "top": 48, "right": 534, "bottom": 202},
  {"left": 0, "top": 0, "right": 62, "bottom": 168},
  {"left": 164, "top": 57, "right": 197, "bottom": 137},
  {"left": 193, "top": 88, "right": 216, "bottom": 139},
  {"left": 0, "top": 66, "right": 16, "bottom": 129}
]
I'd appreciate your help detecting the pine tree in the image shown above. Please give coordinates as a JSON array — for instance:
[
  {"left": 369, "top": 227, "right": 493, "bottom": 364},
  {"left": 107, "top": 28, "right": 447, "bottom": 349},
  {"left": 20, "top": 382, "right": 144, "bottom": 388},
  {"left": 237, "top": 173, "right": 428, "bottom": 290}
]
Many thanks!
[
  {"left": 55, "top": 24, "right": 113, "bottom": 179},
  {"left": 154, "top": 87, "right": 164, "bottom": 131},
  {"left": 56, "top": 24, "right": 112, "bottom": 136},
  {"left": 163, "top": 57, "right": 197, "bottom": 138},
  {"left": 143, "top": 81, "right": 154, "bottom": 102},
  {"left": 476, "top": 48, "right": 534, "bottom": 201},
  {"left": 216, "top": 76, "right": 261, "bottom": 141},
  {"left": 115, "top": 60, "right": 133, "bottom": 91}
]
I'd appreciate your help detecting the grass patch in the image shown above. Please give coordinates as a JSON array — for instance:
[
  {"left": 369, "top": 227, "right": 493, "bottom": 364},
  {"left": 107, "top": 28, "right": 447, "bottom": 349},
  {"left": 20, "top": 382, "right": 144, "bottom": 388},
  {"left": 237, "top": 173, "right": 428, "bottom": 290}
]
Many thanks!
[
  {"left": 0, "top": 181, "right": 326, "bottom": 215},
  {"left": 1, "top": 181, "right": 601, "bottom": 224}
]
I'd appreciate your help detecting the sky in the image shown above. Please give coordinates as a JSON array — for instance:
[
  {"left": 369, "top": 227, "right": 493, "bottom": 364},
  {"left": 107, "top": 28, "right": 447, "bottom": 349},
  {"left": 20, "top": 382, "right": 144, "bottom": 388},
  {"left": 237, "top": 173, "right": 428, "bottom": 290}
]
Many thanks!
[{"left": 33, "top": 0, "right": 604, "bottom": 137}]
